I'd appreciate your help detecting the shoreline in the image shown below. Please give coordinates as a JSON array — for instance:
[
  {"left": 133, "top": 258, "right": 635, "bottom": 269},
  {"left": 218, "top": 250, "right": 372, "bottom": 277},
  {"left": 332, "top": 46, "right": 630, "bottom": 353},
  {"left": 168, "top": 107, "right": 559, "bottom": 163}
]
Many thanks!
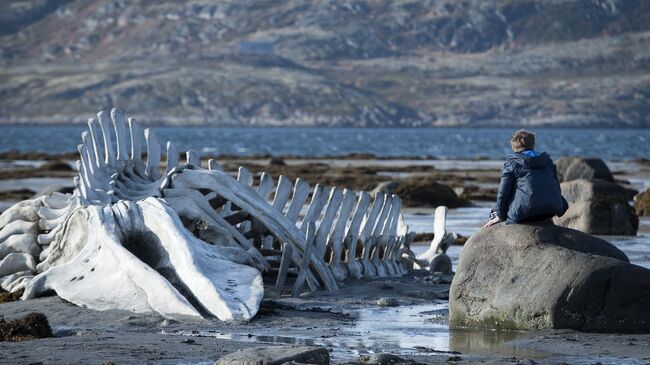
[{"left": 1, "top": 155, "right": 649, "bottom": 364}]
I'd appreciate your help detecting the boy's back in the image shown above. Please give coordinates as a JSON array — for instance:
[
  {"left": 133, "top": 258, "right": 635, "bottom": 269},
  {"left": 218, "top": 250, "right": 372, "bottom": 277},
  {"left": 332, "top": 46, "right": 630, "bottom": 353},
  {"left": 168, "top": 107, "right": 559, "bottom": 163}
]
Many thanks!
[
  {"left": 486, "top": 129, "right": 568, "bottom": 228},
  {"left": 497, "top": 151, "right": 567, "bottom": 224}
]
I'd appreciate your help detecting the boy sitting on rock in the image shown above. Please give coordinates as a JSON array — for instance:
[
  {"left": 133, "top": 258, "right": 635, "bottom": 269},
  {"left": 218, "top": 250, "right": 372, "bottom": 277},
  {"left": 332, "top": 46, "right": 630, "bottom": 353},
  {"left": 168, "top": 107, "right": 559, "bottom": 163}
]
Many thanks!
[{"left": 484, "top": 129, "right": 568, "bottom": 228}]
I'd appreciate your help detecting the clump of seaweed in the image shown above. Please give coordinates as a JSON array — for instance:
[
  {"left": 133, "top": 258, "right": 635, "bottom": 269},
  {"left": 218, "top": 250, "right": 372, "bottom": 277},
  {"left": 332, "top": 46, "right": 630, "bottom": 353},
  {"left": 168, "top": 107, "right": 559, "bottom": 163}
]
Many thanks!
[
  {"left": 0, "top": 289, "right": 23, "bottom": 304},
  {"left": 0, "top": 312, "right": 53, "bottom": 342}
]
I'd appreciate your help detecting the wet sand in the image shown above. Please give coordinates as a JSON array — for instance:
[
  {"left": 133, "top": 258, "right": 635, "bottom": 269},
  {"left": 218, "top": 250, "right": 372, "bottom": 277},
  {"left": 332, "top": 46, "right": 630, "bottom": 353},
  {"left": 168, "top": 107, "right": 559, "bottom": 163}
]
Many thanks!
[
  {"left": 2, "top": 275, "right": 649, "bottom": 364},
  {"left": 1, "top": 155, "right": 650, "bottom": 364}
]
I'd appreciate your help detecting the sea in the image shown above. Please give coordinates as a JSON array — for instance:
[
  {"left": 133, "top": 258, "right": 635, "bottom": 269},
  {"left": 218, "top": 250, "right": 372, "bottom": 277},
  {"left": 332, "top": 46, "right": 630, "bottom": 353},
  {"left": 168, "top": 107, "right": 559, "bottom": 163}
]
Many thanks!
[{"left": 1, "top": 125, "right": 650, "bottom": 160}]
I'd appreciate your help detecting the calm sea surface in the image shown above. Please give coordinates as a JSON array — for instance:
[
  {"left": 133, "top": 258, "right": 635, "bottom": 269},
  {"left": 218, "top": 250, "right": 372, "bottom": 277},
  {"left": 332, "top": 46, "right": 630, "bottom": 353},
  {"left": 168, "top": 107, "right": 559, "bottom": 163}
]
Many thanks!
[{"left": 1, "top": 125, "right": 649, "bottom": 159}]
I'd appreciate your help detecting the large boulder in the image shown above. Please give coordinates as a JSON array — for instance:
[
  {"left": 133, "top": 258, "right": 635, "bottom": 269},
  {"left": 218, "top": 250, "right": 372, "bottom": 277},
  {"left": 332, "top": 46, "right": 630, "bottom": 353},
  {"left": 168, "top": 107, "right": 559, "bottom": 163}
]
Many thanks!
[
  {"left": 555, "top": 157, "right": 614, "bottom": 183},
  {"left": 450, "top": 222, "right": 650, "bottom": 333},
  {"left": 554, "top": 179, "right": 638, "bottom": 235},
  {"left": 372, "top": 179, "right": 468, "bottom": 208}
]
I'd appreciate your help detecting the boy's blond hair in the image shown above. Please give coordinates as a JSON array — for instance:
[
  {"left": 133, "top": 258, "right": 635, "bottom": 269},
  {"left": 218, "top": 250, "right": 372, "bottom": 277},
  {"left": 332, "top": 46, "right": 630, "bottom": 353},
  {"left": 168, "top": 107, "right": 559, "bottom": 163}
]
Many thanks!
[{"left": 511, "top": 129, "right": 535, "bottom": 152}]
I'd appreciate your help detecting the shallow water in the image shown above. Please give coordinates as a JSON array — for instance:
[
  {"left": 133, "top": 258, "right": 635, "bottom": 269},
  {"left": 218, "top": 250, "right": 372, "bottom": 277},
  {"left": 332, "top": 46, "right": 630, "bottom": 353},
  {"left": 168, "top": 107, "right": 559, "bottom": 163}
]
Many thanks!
[
  {"left": 404, "top": 203, "right": 650, "bottom": 270},
  {"left": 167, "top": 303, "right": 549, "bottom": 361}
]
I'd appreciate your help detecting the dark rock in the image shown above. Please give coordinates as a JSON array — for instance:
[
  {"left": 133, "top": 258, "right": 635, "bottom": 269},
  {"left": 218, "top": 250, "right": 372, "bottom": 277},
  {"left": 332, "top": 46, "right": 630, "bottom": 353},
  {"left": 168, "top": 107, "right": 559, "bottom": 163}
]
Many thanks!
[
  {"left": 412, "top": 232, "right": 434, "bottom": 242},
  {"left": 268, "top": 157, "right": 286, "bottom": 166},
  {"left": 39, "top": 160, "right": 73, "bottom": 171},
  {"left": 373, "top": 179, "right": 468, "bottom": 208},
  {"left": 429, "top": 253, "right": 452, "bottom": 274},
  {"left": 554, "top": 179, "right": 638, "bottom": 235},
  {"left": 215, "top": 345, "right": 329, "bottom": 365},
  {"left": 452, "top": 233, "right": 468, "bottom": 246},
  {"left": 0, "top": 312, "right": 53, "bottom": 342},
  {"left": 634, "top": 188, "right": 650, "bottom": 216},
  {"left": 555, "top": 157, "right": 614, "bottom": 183},
  {"left": 450, "top": 222, "right": 650, "bottom": 332},
  {"left": 0, "top": 189, "right": 36, "bottom": 201}
]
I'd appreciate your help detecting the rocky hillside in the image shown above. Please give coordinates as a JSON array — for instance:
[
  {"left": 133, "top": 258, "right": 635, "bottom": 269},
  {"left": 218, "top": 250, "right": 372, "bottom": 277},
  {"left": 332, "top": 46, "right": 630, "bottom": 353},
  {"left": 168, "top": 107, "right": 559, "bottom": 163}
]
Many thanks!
[{"left": 1, "top": 0, "right": 649, "bottom": 127}]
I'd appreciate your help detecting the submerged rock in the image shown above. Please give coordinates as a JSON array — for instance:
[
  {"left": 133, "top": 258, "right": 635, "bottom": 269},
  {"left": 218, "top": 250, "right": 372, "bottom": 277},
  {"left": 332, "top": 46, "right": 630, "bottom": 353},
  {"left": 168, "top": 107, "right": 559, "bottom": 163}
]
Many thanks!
[
  {"left": 555, "top": 157, "right": 614, "bottom": 183},
  {"left": 215, "top": 345, "right": 329, "bottom": 365},
  {"left": 0, "top": 312, "right": 53, "bottom": 342},
  {"left": 554, "top": 179, "right": 638, "bottom": 235},
  {"left": 450, "top": 222, "right": 650, "bottom": 333},
  {"left": 429, "top": 253, "right": 452, "bottom": 274}
]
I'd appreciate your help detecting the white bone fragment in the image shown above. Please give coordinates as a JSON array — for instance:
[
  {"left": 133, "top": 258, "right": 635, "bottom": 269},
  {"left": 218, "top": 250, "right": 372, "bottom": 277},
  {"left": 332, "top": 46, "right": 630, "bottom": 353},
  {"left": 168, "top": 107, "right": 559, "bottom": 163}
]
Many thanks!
[
  {"left": 314, "top": 188, "right": 344, "bottom": 257},
  {"left": 208, "top": 159, "right": 223, "bottom": 171},
  {"left": 0, "top": 253, "right": 36, "bottom": 277},
  {"left": 0, "top": 234, "right": 40, "bottom": 260},
  {"left": 257, "top": 172, "right": 275, "bottom": 200},
  {"left": 285, "top": 178, "right": 310, "bottom": 223},
  {"left": 344, "top": 192, "right": 370, "bottom": 279},
  {"left": 186, "top": 150, "right": 200, "bottom": 167},
  {"left": 111, "top": 108, "right": 130, "bottom": 161},
  {"left": 166, "top": 142, "right": 179, "bottom": 173},
  {"left": 327, "top": 189, "right": 356, "bottom": 281},
  {"left": 97, "top": 111, "right": 116, "bottom": 166},
  {"left": 416, "top": 206, "right": 450, "bottom": 269}
]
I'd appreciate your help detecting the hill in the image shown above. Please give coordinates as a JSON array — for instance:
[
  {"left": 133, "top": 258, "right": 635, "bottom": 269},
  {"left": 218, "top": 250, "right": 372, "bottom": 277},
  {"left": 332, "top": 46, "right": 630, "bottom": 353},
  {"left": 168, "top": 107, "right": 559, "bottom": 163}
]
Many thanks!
[{"left": 1, "top": 0, "right": 649, "bottom": 127}]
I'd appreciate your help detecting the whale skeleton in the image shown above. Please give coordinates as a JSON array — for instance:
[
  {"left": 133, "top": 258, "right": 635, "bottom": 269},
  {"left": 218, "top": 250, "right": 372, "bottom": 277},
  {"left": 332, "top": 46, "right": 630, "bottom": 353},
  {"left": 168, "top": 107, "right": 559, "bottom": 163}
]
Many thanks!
[{"left": 0, "top": 109, "right": 449, "bottom": 321}]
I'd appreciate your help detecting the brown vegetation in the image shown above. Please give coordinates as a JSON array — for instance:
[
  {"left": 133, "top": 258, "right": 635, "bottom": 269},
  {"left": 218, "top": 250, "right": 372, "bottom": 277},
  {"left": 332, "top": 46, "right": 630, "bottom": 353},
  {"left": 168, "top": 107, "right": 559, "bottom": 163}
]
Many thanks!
[
  {"left": 0, "top": 312, "right": 53, "bottom": 342},
  {"left": 635, "top": 189, "right": 650, "bottom": 216},
  {"left": 0, "top": 289, "right": 23, "bottom": 304}
]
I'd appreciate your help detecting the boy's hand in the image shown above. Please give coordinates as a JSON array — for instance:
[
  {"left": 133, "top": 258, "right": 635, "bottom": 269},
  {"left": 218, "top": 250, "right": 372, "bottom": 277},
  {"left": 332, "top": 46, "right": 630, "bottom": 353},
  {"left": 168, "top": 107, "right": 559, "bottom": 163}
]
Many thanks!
[{"left": 483, "top": 217, "right": 502, "bottom": 228}]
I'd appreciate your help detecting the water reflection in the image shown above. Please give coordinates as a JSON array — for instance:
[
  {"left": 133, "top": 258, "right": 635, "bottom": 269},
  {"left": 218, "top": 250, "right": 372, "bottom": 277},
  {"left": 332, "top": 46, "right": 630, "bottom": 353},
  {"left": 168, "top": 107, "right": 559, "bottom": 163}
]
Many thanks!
[
  {"left": 166, "top": 304, "right": 550, "bottom": 360},
  {"left": 449, "top": 328, "right": 548, "bottom": 358}
]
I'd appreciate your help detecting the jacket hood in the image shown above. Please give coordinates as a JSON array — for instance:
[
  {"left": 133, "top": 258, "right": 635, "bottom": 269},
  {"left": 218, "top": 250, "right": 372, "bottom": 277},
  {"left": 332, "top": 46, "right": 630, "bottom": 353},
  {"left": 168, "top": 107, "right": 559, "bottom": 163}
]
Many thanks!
[{"left": 509, "top": 151, "right": 553, "bottom": 169}]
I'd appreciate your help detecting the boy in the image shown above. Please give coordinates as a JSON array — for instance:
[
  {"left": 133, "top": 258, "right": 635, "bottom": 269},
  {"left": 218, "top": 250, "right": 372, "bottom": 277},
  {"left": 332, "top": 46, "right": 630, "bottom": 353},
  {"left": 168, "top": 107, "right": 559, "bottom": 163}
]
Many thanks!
[{"left": 484, "top": 129, "right": 568, "bottom": 228}]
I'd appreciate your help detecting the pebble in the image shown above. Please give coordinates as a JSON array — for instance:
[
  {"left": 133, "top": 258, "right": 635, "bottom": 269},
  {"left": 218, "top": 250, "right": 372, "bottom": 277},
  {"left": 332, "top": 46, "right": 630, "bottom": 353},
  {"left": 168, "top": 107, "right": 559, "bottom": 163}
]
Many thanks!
[{"left": 376, "top": 297, "right": 399, "bottom": 307}]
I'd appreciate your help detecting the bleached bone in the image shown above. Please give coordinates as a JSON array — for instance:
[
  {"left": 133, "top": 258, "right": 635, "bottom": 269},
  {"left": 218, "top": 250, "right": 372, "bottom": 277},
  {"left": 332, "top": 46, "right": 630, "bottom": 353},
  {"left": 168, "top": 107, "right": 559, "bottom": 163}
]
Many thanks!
[
  {"left": 327, "top": 189, "right": 356, "bottom": 281},
  {"left": 0, "top": 108, "right": 416, "bottom": 321},
  {"left": 1, "top": 270, "right": 32, "bottom": 291},
  {"left": 358, "top": 192, "right": 385, "bottom": 277},
  {"left": 343, "top": 192, "right": 370, "bottom": 279},
  {"left": 415, "top": 206, "right": 453, "bottom": 271}
]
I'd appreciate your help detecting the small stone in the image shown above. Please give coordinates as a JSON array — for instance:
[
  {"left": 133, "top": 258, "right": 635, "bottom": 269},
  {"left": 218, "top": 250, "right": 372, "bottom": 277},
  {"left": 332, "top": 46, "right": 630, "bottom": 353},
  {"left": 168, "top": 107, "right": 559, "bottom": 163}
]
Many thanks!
[
  {"left": 181, "top": 338, "right": 195, "bottom": 344},
  {"left": 215, "top": 346, "right": 329, "bottom": 365},
  {"left": 376, "top": 297, "right": 399, "bottom": 307}
]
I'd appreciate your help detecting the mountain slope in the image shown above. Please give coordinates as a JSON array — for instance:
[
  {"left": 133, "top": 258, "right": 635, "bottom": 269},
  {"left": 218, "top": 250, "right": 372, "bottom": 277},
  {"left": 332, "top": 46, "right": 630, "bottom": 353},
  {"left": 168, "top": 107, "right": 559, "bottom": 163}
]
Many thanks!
[{"left": 1, "top": 0, "right": 649, "bottom": 126}]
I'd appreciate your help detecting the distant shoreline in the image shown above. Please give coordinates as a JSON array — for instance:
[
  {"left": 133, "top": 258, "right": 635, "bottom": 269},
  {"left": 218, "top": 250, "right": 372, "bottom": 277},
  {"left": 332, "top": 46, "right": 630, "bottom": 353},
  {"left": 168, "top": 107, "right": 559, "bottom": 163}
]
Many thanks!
[{"left": 2, "top": 121, "right": 650, "bottom": 129}]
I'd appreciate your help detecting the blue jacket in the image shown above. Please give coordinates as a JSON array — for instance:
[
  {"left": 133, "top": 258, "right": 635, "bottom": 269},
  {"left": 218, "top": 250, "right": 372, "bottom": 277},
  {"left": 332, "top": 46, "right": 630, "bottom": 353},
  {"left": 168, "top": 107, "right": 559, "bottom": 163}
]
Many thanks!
[{"left": 495, "top": 151, "right": 568, "bottom": 224}]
